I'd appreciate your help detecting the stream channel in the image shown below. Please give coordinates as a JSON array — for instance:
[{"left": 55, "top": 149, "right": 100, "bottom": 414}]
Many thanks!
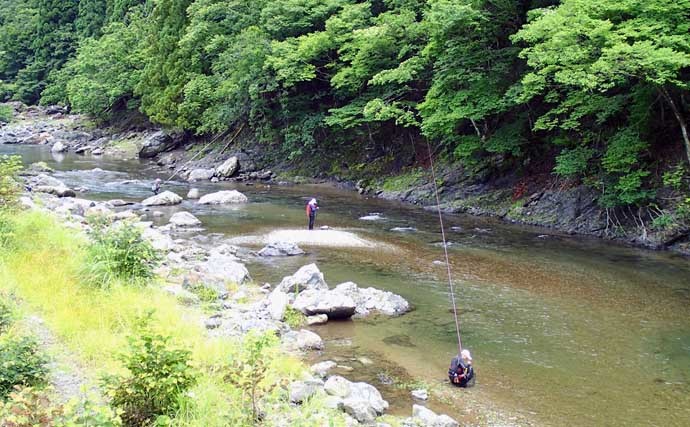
[{"left": 3, "top": 144, "right": 690, "bottom": 426}]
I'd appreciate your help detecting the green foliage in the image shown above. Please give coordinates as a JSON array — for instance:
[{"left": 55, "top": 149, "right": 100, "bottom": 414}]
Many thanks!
[
  {"left": 283, "top": 306, "right": 306, "bottom": 328},
  {"left": 0, "top": 293, "right": 15, "bottom": 334},
  {"left": 0, "top": 155, "right": 23, "bottom": 210},
  {"left": 0, "top": 104, "right": 13, "bottom": 123},
  {"left": 82, "top": 219, "right": 160, "bottom": 288},
  {"left": 224, "top": 331, "right": 279, "bottom": 424},
  {"left": 102, "top": 317, "right": 196, "bottom": 426},
  {"left": 663, "top": 164, "right": 687, "bottom": 191},
  {"left": 0, "top": 335, "right": 48, "bottom": 399},
  {"left": 554, "top": 146, "right": 593, "bottom": 178},
  {"left": 0, "top": 387, "right": 64, "bottom": 426}
]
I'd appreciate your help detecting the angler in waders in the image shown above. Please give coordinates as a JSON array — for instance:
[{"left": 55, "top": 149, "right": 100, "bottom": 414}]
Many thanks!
[
  {"left": 448, "top": 349, "right": 475, "bottom": 387},
  {"left": 306, "top": 198, "right": 318, "bottom": 230},
  {"left": 151, "top": 178, "right": 162, "bottom": 195}
]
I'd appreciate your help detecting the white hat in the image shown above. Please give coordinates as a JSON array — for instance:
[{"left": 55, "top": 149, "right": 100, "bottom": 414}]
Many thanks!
[
  {"left": 461, "top": 349, "right": 472, "bottom": 362},
  {"left": 309, "top": 198, "right": 317, "bottom": 204}
]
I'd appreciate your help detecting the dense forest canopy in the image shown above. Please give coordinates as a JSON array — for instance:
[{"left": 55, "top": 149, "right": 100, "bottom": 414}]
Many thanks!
[{"left": 1, "top": 0, "right": 689, "bottom": 211}]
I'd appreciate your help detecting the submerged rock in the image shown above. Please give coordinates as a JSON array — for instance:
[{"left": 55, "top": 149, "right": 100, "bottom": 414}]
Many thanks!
[
  {"left": 257, "top": 241, "right": 305, "bottom": 257},
  {"left": 276, "top": 264, "right": 328, "bottom": 294},
  {"left": 141, "top": 191, "right": 182, "bottom": 206},
  {"left": 198, "top": 190, "right": 248, "bottom": 205}
]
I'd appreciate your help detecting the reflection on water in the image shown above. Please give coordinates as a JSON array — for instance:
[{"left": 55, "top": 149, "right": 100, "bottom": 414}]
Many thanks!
[{"left": 3, "top": 144, "right": 690, "bottom": 425}]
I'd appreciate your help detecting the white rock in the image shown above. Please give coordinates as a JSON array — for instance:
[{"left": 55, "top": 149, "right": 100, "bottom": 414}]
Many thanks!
[
  {"left": 276, "top": 264, "right": 328, "bottom": 294},
  {"left": 282, "top": 329, "right": 324, "bottom": 352},
  {"left": 198, "top": 190, "right": 248, "bottom": 205},
  {"left": 170, "top": 211, "right": 202, "bottom": 227},
  {"left": 268, "top": 289, "right": 289, "bottom": 321},
  {"left": 324, "top": 376, "right": 352, "bottom": 398},
  {"left": 411, "top": 389, "right": 428, "bottom": 401},
  {"left": 412, "top": 405, "right": 458, "bottom": 427},
  {"left": 187, "top": 168, "right": 215, "bottom": 181},
  {"left": 142, "top": 190, "right": 182, "bottom": 206},
  {"left": 215, "top": 156, "right": 240, "bottom": 178},
  {"left": 187, "top": 188, "right": 200, "bottom": 199},
  {"left": 292, "top": 289, "right": 356, "bottom": 319},
  {"left": 306, "top": 314, "right": 328, "bottom": 325},
  {"left": 310, "top": 361, "right": 337, "bottom": 378},
  {"left": 51, "top": 141, "right": 67, "bottom": 153}
]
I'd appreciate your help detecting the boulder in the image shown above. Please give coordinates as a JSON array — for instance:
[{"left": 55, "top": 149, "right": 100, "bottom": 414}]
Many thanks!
[
  {"left": 281, "top": 329, "right": 324, "bottom": 352},
  {"left": 170, "top": 211, "right": 202, "bottom": 227},
  {"left": 141, "top": 191, "right": 182, "bottom": 206},
  {"left": 257, "top": 242, "right": 305, "bottom": 257},
  {"left": 342, "top": 399, "right": 377, "bottom": 424},
  {"left": 34, "top": 185, "right": 76, "bottom": 198},
  {"left": 324, "top": 376, "right": 389, "bottom": 423},
  {"left": 411, "top": 389, "right": 428, "bottom": 401},
  {"left": 268, "top": 289, "right": 289, "bottom": 321},
  {"left": 141, "top": 227, "right": 176, "bottom": 251},
  {"left": 292, "top": 289, "right": 356, "bottom": 319},
  {"left": 215, "top": 156, "right": 240, "bottom": 178},
  {"left": 198, "top": 190, "right": 248, "bottom": 205},
  {"left": 187, "top": 188, "right": 200, "bottom": 199},
  {"left": 276, "top": 264, "right": 328, "bottom": 294},
  {"left": 51, "top": 141, "right": 67, "bottom": 153},
  {"left": 29, "top": 173, "right": 65, "bottom": 188},
  {"left": 138, "top": 131, "right": 179, "bottom": 158},
  {"left": 324, "top": 376, "right": 352, "bottom": 399},
  {"left": 334, "top": 282, "right": 410, "bottom": 317},
  {"left": 306, "top": 314, "right": 328, "bottom": 325},
  {"left": 187, "top": 168, "right": 215, "bottom": 182},
  {"left": 196, "top": 252, "right": 251, "bottom": 287},
  {"left": 410, "top": 405, "right": 458, "bottom": 427},
  {"left": 289, "top": 379, "right": 324, "bottom": 404}
]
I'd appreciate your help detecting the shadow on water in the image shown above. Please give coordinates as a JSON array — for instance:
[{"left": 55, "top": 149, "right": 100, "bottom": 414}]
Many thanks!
[{"left": 4, "top": 144, "right": 690, "bottom": 425}]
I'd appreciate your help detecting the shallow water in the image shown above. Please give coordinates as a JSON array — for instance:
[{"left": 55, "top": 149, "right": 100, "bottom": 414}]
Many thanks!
[{"left": 4, "top": 145, "right": 690, "bottom": 425}]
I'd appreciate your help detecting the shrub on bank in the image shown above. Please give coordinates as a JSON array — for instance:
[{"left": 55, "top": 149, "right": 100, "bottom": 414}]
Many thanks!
[
  {"left": 0, "top": 335, "right": 48, "bottom": 399},
  {"left": 83, "top": 218, "right": 160, "bottom": 288},
  {"left": 0, "top": 155, "right": 23, "bottom": 210}
]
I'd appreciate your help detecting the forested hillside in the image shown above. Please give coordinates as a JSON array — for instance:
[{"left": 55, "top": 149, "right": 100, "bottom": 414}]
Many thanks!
[{"left": 1, "top": 0, "right": 689, "bottom": 223}]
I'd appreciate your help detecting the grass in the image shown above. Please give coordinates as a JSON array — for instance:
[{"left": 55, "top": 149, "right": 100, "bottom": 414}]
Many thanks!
[
  {"left": 381, "top": 168, "right": 425, "bottom": 192},
  {"left": 0, "top": 211, "right": 346, "bottom": 426}
]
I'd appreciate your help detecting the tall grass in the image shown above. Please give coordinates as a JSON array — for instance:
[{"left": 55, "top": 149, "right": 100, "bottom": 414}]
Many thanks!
[{"left": 0, "top": 211, "right": 346, "bottom": 426}]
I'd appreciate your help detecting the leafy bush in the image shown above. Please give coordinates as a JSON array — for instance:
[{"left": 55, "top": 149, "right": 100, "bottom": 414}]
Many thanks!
[
  {"left": 0, "top": 212, "right": 17, "bottom": 250},
  {"left": 0, "top": 155, "right": 23, "bottom": 210},
  {"left": 283, "top": 306, "right": 306, "bottom": 329},
  {"left": 82, "top": 219, "right": 160, "bottom": 288},
  {"left": 0, "top": 104, "right": 13, "bottom": 124},
  {"left": 102, "top": 319, "right": 196, "bottom": 426},
  {"left": 0, "top": 335, "right": 48, "bottom": 399},
  {"left": 0, "top": 387, "right": 63, "bottom": 426},
  {"left": 0, "top": 294, "right": 15, "bottom": 335},
  {"left": 663, "top": 164, "right": 687, "bottom": 191},
  {"left": 61, "top": 393, "right": 122, "bottom": 427}
]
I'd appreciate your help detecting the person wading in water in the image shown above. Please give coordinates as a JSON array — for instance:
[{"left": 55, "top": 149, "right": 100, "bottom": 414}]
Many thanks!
[
  {"left": 151, "top": 178, "right": 162, "bottom": 195},
  {"left": 306, "top": 198, "right": 319, "bottom": 230},
  {"left": 448, "top": 349, "right": 474, "bottom": 387}
]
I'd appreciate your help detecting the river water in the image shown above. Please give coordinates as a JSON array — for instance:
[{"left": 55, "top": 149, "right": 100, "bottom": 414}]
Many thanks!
[{"left": 4, "top": 145, "right": 690, "bottom": 426}]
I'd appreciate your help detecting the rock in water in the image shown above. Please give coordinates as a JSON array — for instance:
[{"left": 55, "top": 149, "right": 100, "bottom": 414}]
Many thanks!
[
  {"left": 51, "top": 141, "right": 67, "bottom": 153},
  {"left": 257, "top": 241, "right": 305, "bottom": 257},
  {"left": 410, "top": 405, "right": 458, "bottom": 427},
  {"left": 138, "top": 131, "right": 178, "bottom": 158},
  {"left": 187, "top": 188, "right": 200, "bottom": 199},
  {"left": 292, "top": 289, "right": 356, "bottom": 319},
  {"left": 187, "top": 168, "right": 215, "bottom": 182},
  {"left": 142, "top": 191, "right": 182, "bottom": 206},
  {"left": 276, "top": 264, "right": 328, "bottom": 293},
  {"left": 169, "top": 211, "right": 202, "bottom": 227},
  {"left": 215, "top": 156, "right": 240, "bottom": 178},
  {"left": 282, "top": 329, "right": 324, "bottom": 351},
  {"left": 323, "top": 376, "right": 389, "bottom": 423},
  {"left": 334, "top": 282, "right": 410, "bottom": 317},
  {"left": 310, "top": 361, "right": 337, "bottom": 378},
  {"left": 198, "top": 190, "right": 248, "bottom": 205}
]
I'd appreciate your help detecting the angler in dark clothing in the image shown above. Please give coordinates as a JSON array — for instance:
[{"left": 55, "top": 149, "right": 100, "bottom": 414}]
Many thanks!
[
  {"left": 448, "top": 349, "right": 474, "bottom": 387},
  {"left": 151, "top": 178, "right": 162, "bottom": 195},
  {"left": 306, "top": 198, "right": 318, "bottom": 230}
]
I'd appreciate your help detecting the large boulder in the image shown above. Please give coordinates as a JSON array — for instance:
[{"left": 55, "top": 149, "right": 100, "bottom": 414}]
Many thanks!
[
  {"left": 257, "top": 242, "right": 305, "bottom": 257},
  {"left": 289, "top": 379, "right": 324, "bottom": 404},
  {"left": 323, "top": 376, "right": 389, "bottom": 424},
  {"left": 334, "top": 282, "right": 410, "bottom": 317},
  {"left": 51, "top": 141, "right": 67, "bottom": 153},
  {"left": 276, "top": 264, "right": 328, "bottom": 294},
  {"left": 292, "top": 289, "right": 356, "bottom": 319},
  {"left": 187, "top": 168, "right": 215, "bottom": 182},
  {"left": 141, "top": 191, "right": 182, "bottom": 206},
  {"left": 169, "top": 211, "right": 202, "bottom": 227},
  {"left": 267, "top": 289, "right": 289, "bottom": 321},
  {"left": 138, "top": 131, "right": 179, "bottom": 158},
  {"left": 215, "top": 156, "right": 240, "bottom": 178},
  {"left": 196, "top": 252, "right": 251, "bottom": 287},
  {"left": 198, "top": 190, "right": 248, "bottom": 205},
  {"left": 310, "top": 361, "right": 337, "bottom": 378}
]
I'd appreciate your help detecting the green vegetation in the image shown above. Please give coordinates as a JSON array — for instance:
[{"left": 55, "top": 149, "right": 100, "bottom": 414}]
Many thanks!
[
  {"left": 283, "top": 306, "right": 306, "bottom": 329},
  {"left": 0, "top": 104, "right": 13, "bottom": 123},
  {"left": 381, "top": 168, "right": 425, "bottom": 192},
  {"left": 0, "top": 0, "right": 688, "bottom": 218},
  {"left": 82, "top": 217, "right": 161, "bottom": 288},
  {"left": 0, "top": 210, "right": 345, "bottom": 426},
  {"left": 0, "top": 155, "right": 23, "bottom": 210},
  {"left": 0, "top": 335, "right": 48, "bottom": 399}
]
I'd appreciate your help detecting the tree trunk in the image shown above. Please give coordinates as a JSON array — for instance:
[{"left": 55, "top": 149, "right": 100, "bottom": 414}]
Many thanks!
[{"left": 659, "top": 86, "right": 690, "bottom": 165}]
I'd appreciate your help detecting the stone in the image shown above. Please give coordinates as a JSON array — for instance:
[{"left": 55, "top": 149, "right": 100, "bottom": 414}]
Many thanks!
[
  {"left": 257, "top": 242, "right": 305, "bottom": 257},
  {"left": 310, "top": 361, "right": 337, "bottom": 378},
  {"left": 108, "top": 199, "right": 130, "bottom": 207},
  {"left": 268, "top": 289, "right": 289, "bottom": 321},
  {"left": 204, "top": 317, "right": 222, "bottom": 330},
  {"left": 198, "top": 190, "right": 248, "bottom": 205},
  {"left": 282, "top": 329, "right": 324, "bottom": 352},
  {"left": 323, "top": 376, "right": 351, "bottom": 398},
  {"left": 334, "top": 282, "right": 410, "bottom": 317},
  {"left": 359, "top": 214, "right": 384, "bottom": 221},
  {"left": 196, "top": 252, "right": 251, "bottom": 287},
  {"left": 138, "top": 131, "right": 178, "bottom": 158},
  {"left": 276, "top": 264, "right": 328, "bottom": 294},
  {"left": 411, "top": 405, "right": 458, "bottom": 427},
  {"left": 170, "top": 211, "right": 202, "bottom": 227},
  {"left": 292, "top": 289, "right": 356, "bottom": 319},
  {"left": 85, "top": 205, "right": 114, "bottom": 217},
  {"left": 306, "top": 314, "right": 328, "bottom": 325},
  {"left": 215, "top": 156, "right": 240, "bottom": 178},
  {"left": 152, "top": 211, "right": 164, "bottom": 218},
  {"left": 187, "top": 188, "right": 200, "bottom": 199},
  {"left": 187, "top": 168, "right": 215, "bottom": 182},
  {"left": 142, "top": 191, "right": 182, "bottom": 206},
  {"left": 341, "top": 399, "right": 377, "bottom": 424},
  {"left": 91, "top": 148, "right": 104, "bottom": 155},
  {"left": 348, "top": 382, "right": 388, "bottom": 415},
  {"left": 51, "top": 141, "right": 67, "bottom": 153},
  {"left": 411, "top": 389, "right": 428, "bottom": 401},
  {"left": 34, "top": 186, "right": 76, "bottom": 198},
  {"left": 141, "top": 227, "right": 176, "bottom": 251},
  {"left": 289, "top": 379, "right": 324, "bottom": 403}
]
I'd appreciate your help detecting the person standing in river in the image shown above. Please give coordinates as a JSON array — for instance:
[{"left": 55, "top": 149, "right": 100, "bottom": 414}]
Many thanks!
[
  {"left": 151, "top": 178, "right": 162, "bottom": 195},
  {"left": 306, "top": 198, "right": 319, "bottom": 230}
]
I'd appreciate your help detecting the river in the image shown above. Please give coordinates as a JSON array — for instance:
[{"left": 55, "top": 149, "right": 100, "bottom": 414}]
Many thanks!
[{"left": 3, "top": 144, "right": 690, "bottom": 426}]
